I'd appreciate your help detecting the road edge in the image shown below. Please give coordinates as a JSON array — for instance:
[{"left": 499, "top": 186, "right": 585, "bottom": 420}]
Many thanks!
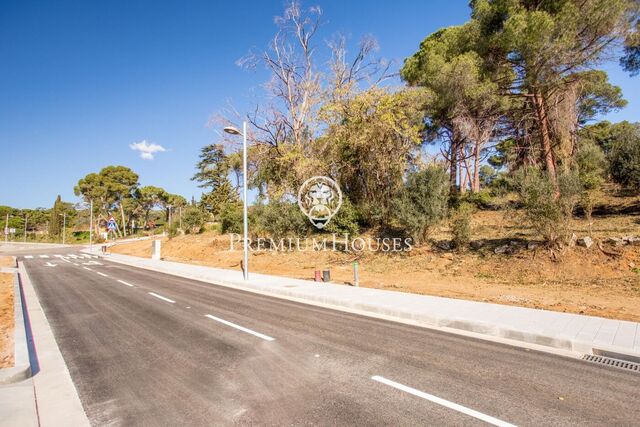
[
  {"left": 0, "top": 259, "right": 32, "bottom": 384},
  {"left": 18, "top": 262, "right": 90, "bottom": 426}
]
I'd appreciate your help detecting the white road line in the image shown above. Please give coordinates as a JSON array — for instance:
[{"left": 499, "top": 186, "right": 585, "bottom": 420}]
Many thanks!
[
  {"left": 371, "top": 376, "right": 515, "bottom": 427},
  {"left": 39, "top": 255, "right": 49, "bottom": 258},
  {"left": 117, "top": 280, "right": 134, "bottom": 287},
  {"left": 148, "top": 292, "right": 175, "bottom": 304},
  {"left": 96, "top": 272, "right": 108, "bottom": 277},
  {"left": 83, "top": 267, "right": 92, "bottom": 271},
  {"left": 204, "top": 314, "right": 275, "bottom": 341},
  {"left": 73, "top": 263, "right": 79, "bottom": 266},
  {"left": 24, "top": 256, "right": 33, "bottom": 259}
]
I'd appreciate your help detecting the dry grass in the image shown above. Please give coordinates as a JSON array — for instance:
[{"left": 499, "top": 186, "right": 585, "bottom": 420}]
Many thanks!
[
  {"left": 110, "top": 188, "right": 640, "bottom": 322},
  {"left": 0, "top": 272, "right": 14, "bottom": 368},
  {"left": 112, "top": 228, "right": 640, "bottom": 322},
  {"left": 0, "top": 256, "right": 15, "bottom": 269}
]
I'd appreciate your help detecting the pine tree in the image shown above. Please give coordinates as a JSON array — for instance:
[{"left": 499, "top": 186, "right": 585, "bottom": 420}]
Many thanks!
[
  {"left": 49, "top": 195, "right": 63, "bottom": 237},
  {"left": 192, "top": 144, "right": 238, "bottom": 217}
]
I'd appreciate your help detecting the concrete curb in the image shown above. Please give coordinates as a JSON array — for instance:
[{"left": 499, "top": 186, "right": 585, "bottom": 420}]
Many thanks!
[
  {"left": 89, "top": 250, "right": 640, "bottom": 361},
  {"left": 18, "top": 262, "right": 90, "bottom": 426},
  {"left": 0, "top": 265, "right": 32, "bottom": 384}
]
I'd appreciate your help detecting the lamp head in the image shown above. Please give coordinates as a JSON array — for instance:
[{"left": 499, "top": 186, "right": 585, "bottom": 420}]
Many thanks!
[{"left": 223, "top": 126, "right": 242, "bottom": 136}]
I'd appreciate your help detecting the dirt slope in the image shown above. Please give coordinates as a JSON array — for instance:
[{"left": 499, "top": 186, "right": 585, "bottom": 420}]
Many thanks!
[{"left": 111, "top": 229, "right": 640, "bottom": 322}]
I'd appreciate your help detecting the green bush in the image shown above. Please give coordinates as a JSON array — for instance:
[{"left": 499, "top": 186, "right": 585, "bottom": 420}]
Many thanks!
[
  {"left": 251, "top": 201, "right": 310, "bottom": 237},
  {"left": 393, "top": 165, "right": 449, "bottom": 243},
  {"left": 514, "top": 167, "right": 581, "bottom": 246},
  {"left": 576, "top": 140, "right": 607, "bottom": 224},
  {"left": 609, "top": 129, "right": 640, "bottom": 192},
  {"left": 181, "top": 207, "right": 207, "bottom": 234},
  {"left": 167, "top": 223, "right": 180, "bottom": 239},
  {"left": 219, "top": 203, "right": 243, "bottom": 234},
  {"left": 325, "top": 197, "right": 360, "bottom": 235},
  {"left": 463, "top": 189, "right": 494, "bottom": 209},
  {"left": 451, "top": 202, "right": 473, "bottom": 250}
]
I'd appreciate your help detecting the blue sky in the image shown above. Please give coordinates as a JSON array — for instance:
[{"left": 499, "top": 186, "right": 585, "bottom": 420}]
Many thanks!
[{"left": 1, "top": 0, "right": 638, "bottom": 209}]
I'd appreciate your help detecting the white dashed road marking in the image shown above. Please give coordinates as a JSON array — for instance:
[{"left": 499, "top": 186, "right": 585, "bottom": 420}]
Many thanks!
[
  {"left": 24, "top": 256, "right": 33, "bottom": 259},
  {"left": 39, "top": 255, "right": 49, "bottom": 258},
  {"left": 96, "top": 272, "right": 109, "bottom": 277},
  {"left": 117, "top": 280, "right": 134, "bottom": 287},
  {"left": 371, "top": 376, "right": 515, "bottom": 427},
  {"left": 83, "top": 267, "right": 92, "bottom": 271},
  {"left": 204, "top": 314, "right": 275, "bottom": 341},
  {"left": 148, "top": 292, "right": 175, "bottom": 304}
]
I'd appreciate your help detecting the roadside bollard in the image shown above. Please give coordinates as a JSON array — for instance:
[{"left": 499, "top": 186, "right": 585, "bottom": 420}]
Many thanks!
[
  {"left": 322, "top": 270, "right": 330, "bottom": 283},
  {"left": 152, "top": 240, "right": 161, "bottom": 260},
  {"left": 353, "top": 261, "right": 359, "bottom": 287}
]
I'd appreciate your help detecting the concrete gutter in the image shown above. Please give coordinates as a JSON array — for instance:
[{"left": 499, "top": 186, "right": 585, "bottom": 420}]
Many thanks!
[
  {"left": 0, "top": 258, "right": 31, "bottom": 384},
  {"left": 88, "top": 249, "right": 640, "bottom": 361}
]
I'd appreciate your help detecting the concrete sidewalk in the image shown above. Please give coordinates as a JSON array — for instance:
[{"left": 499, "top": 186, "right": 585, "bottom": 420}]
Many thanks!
[{"left": 86, "top": 248, "right": 640, "bottom": 360}]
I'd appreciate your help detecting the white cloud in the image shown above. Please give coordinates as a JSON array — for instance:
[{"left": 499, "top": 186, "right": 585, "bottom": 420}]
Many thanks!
[{"left": 129, "top": 140, "right": 166, "bottom": 160}]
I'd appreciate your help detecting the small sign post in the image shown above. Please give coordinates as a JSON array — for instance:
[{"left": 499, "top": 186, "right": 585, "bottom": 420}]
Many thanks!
[{"left": 107, "top": 216, "right": 117, "bottom": 240}]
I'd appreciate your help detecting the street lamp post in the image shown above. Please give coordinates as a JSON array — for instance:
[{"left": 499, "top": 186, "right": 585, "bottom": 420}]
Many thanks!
[
  {"left": 24, "top": 214, "right": 28, "bottom": 243},
  {"left": 224, "top": 122, "right": 249, "bottom": 281}
]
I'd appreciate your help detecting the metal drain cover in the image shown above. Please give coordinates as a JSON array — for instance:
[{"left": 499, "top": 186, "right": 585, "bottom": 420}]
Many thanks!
[{"left": 582, "top": 354, "right": 640, "bottom": 373}]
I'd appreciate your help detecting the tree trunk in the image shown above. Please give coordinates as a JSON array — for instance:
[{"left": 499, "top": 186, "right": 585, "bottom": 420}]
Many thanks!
[
  {"left": 532, "top": 91, "right": 559, "bottom": 195},
  {"left": 472, "top": 141, "right": 480, "bottom": 193},
  {"left": 449, "top": 138, "right": 458, "bottom": 194},
  {"left": 119, "top": 204, "right": 127, "bottom": 237},
  {"left": 460, "top": 154, "right": 467, "bottom": 194},
  {"left": 96, "top": 214, "right": 104, "bottom": 239}
]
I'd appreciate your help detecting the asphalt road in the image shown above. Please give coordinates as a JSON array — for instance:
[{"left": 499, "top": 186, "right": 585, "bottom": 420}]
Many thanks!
[{"left": 17, "top": 249, "right": 640, "bottom": 426}]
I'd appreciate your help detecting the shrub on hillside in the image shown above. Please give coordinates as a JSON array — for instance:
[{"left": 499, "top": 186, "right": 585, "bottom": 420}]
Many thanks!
[
  {"left": 575, "top": 140, "right": 607, "bottom": 227},
  {"left": 251, "top": 201, "right": 310, "bottom": 237},
  {"left": 514, "top": 167, "right": 581, "bottom": 246},
  {"left": 609, "top": 128, "right": 640, "bottom": 192},
  {"left": 182, "top": 207, "right": 207, "bottom": 234},
  {"left": 450, "top": 202, "right": 473, "bottom": 250},
  {"left": 325, "top": 197, "right": 360, "bottom": 235},
  {"left": 393, "top": 165, "right": 449, "bottom": 243},
  {"left": 167, "top": 223, "right": 180, "bottom": 239},
  {"left": 219, "top": 202, "right": 243, "bottom": 234},
  {"left": 463, "top": 189, "right": 494, "bottom": 210}
]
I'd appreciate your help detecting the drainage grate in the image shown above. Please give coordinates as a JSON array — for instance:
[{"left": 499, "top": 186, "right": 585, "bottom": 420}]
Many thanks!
[{"left": 582, "top": 354, "right": 640, "bottom": 373}]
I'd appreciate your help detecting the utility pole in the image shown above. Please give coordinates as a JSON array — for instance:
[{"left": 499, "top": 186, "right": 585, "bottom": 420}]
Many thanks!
[
  {"left": 4, "top": 213, "right": 8, "bottom": 243},
  {"left": 24, "top": 214, "right": 28, "bottom": 243}
]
